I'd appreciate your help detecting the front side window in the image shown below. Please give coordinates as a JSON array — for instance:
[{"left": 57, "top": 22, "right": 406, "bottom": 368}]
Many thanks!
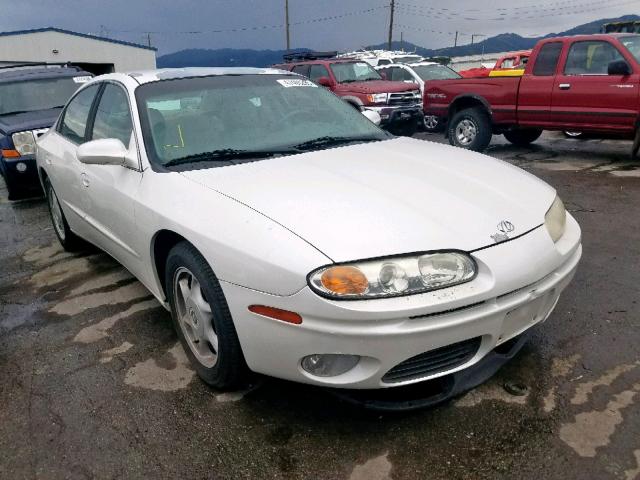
[
  {"left": 292, "top": 65, "right": 309, "bottom": 77},
  {"left": 330, "top": 62, "right": 381, "bottom": 83},
  {"left": 91, "top": 84, "right": 133, "bottom": 146},
  {"left": 0, "top": 75, "right": 86, "bottom": 116},
  {"left": 136, "top": 75, "right": 389, "bottom": 167},
  {"left": 59, "top": 84, "right": 100, "bottom": 144},
  {"left": 411, "top": 64, "right": 461, "bottom": 81},
  {"left": 533, "top": 42, "right": 563, "bottom": 76},
  {"left": 564, "top": 41, "right": 625, "bottom": 75}
]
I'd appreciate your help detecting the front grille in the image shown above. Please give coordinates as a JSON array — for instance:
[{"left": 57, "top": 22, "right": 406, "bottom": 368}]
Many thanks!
[
  {"left": 388, "top": 92, "right": 419, "bottom": 106},
  {"left": 382, "top": 337, "right": 482, "bottom": 383}
]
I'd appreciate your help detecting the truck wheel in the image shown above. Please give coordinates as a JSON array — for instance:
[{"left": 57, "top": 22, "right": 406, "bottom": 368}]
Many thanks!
[
  {"left": 563, "top": 131, "right": 584, "bottom": 139},
  {"left": 423, "top": 115, "right": 440, "bottom": 133},
  {"left": 448, "top": 108, "right": 492, "bottom": 152},
  {"left": 504, "top": 129, "right": 543, "bottom": 146}
]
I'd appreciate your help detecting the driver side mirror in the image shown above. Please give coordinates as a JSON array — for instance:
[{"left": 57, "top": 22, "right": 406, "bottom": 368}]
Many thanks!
[
  {"left": 317, "top": 76, "right": 334, "bottom": 88},
  {"left": 77, "top": 138, "right": 136, "bottom": 168},
  {"left": 361, "top": 109, "right": 382, "bottom": 126},
  {"left": 608, "top": 60, "right": 631, "bottom": 76}
]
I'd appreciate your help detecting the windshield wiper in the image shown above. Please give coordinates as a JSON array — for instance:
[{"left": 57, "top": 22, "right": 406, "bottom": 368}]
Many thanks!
[
  {"left": 292, "top": 136, "right": 381, "bottom": 151},
  {"left": 163, "top": 148, "right": 295, "bottom": 167}
]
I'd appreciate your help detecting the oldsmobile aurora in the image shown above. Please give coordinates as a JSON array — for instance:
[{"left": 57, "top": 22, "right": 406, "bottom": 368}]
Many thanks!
[{"left": 36, "top": 68, "right": 581, "bottom": 401}]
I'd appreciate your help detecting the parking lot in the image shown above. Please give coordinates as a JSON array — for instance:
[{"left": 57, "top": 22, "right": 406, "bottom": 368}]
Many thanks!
[{"left": 1, "top": 131, "right": 639, "bottom": 479}]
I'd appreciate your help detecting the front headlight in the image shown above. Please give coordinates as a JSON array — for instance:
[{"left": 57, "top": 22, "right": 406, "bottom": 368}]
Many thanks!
[
  {"left": 11, "top": 131, "right": 36, "bottom": 156},
  {"left": 366, "top": 93, "right": 389, "bottom": 104},
  {"left": 545, "top": 195, "right": 567, "bottom": 243},
  {"left": 308, "top": 252, "right": 477, "bottom": 299}
]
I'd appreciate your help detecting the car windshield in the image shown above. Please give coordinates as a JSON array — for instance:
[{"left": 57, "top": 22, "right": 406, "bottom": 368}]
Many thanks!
[
  {"left": 619, "top": 35, "right": 640, "bottom": 62},
  {"left": 330, "top": 62, "right": 382, "bottom": 83},
  {"left": 0, "top": 76, "right": 83, "bottom": 116},
  {"left": 412, "top": 64, "right": 461, "bottom": 81},
  {"left": 136, "top": 74, "right": 389, "bottom": 167}
]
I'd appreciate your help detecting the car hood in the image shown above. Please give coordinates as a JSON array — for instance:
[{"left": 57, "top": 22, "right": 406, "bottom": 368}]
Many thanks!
[
  {"left": 0, "top": 108, "right": 61, "bottom": 134},
  {"left": 336, "top": 80, "right": 418, "bottom": 94},
  {"left": 180, "top": 137, "right": 556, "bottom": 262}
]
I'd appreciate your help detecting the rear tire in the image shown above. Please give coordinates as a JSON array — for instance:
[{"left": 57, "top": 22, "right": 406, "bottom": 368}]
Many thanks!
[
  {"left": 448, "top": 107, "right": 492, "bottom": 152},
  {"left": 504, "top": 129, "right": 543, "bottom": 146},
  {"left": 165, "top": 241, "right": 249, "bottom": 390},
  {"left": 44, "top": 177, "right": 85, "bottom": 251}
]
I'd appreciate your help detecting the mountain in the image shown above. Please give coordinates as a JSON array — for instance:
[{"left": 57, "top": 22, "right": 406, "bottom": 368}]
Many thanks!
[{"left": 157, "top": 14, "right": 640, "bottom": 68}]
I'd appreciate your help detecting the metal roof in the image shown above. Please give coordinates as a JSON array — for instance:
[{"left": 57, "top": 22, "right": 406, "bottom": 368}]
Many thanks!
[{"left": 0, "top": 27, "right": 157, "bottom": 52}]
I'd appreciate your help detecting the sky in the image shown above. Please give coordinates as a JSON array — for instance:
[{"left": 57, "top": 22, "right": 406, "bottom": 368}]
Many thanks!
[{"left": 1, "top": 0, "right": 637, "bottom": 55}]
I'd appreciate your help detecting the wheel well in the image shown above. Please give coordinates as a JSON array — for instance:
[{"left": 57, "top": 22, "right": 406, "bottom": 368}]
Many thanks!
[
  {"left": 449, "top": 97, "right": 490, "bottom": 119},
  {"left": 38, "top": 168, "right": 49, "bottom": 189},
  {"left": 152, "top": 230, "right": 188, "bottom": 298}
]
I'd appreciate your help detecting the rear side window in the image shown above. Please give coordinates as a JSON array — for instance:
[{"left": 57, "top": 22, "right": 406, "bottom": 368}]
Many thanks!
[
  {"left": 59, "top": 84, "right": 100, "bottom": 143},
  {"left": 91, "top": 84, "right": 133, "bottom": 146},
  {"left": 564, "top": 41, "right": 625, "bottom": 75},
  {"left": 292, "top": 65, "right": 309, "bottom": 77},
  {"left": 533, "top": 42, "right": 563, "bottom": 76}
]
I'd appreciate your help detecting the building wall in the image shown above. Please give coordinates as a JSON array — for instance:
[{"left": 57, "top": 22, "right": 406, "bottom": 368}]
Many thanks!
[{"left": 0, "top": 31, "right": 156, "bottom": 72}]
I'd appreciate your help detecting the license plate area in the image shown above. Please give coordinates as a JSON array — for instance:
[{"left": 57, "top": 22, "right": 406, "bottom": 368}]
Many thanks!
[{"left": 499, "top": 294, "right": 550, "bottom": 344}]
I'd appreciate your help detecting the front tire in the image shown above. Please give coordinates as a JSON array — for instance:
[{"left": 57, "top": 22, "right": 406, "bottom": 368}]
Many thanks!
[
  {"left": 504, "top": 129, "right": 543, "bottom": 146},
  {"left": 423, "top": 115, "right": 441, "bottom": 133},
  {"left": 448, "top": 107, "right": 492, "bottom": 152},
  {"left": 44, "top": 177, "right": 85, "bottom": 251},
  {"left": 165, "top": 242, "right": 249, "bottom": 390}
]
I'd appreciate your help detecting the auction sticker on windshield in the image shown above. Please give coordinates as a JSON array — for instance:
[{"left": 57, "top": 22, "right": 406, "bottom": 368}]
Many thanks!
[
  {"left": 277, "top": 79, "right": 318, "bottom": 88},
  {"left": 73, "top": 76, "right": 92, "bottom": 83}
]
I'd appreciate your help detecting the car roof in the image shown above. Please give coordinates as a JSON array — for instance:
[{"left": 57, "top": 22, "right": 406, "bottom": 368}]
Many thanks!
[
  {"left": 283, "top": 58, "right": 365, "bottom": 66},
  {"left": 0, "top": 65, "right": 90, "bottom": 83},
  {"left": 541, "top": 33, "right": 640, "bottom": 43},
  {"left": 375, "top": 62, "right": 439, "bottom": 69},
  {"left": 124, "top": 67, "right": 295, "bottom": 84}
]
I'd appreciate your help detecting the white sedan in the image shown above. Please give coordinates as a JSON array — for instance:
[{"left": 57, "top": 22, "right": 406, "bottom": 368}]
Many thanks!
[{"left": 36, "top": 68, "right": 581, "bottom": 399}]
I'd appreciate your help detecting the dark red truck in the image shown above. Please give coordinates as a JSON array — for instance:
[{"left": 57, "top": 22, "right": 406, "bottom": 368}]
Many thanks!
[
  {"left": 424, "top": 34, "right": 640, "bottom": 154},
  {"left": 275, "top": 53, "right": 423, "bottom": 135}
]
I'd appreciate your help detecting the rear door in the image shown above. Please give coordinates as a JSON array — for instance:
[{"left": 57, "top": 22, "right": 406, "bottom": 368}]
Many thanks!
[
  {"left": 552, "top": 39, "right": 639, "bottom": 132},
  {"left": 41, "top": 83, "right": 101, "bottom": 236},
  {"left": 517, "top": 41, "right": 563, "bottom": 127}
]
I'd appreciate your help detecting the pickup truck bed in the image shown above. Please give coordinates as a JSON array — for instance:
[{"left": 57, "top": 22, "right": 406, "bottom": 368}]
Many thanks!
[{"left": 425, "top": 34, "right": 640, "bottom": 153}]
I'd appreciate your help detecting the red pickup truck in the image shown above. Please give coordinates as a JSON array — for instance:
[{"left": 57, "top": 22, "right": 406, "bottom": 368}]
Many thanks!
[
  {"left": 275, "top": 57, "right": 423, "bottom": 135},
  {"left": 424, "top": 34, "right": 640, "bottom": 153}
]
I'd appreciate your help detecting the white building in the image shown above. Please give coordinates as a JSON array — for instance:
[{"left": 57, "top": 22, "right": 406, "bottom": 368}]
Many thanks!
[{"left": 0, "top": 27, "right": 156, "bottom": 74}]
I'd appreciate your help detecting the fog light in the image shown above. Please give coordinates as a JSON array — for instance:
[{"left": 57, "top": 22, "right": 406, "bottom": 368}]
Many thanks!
[
  {"left": 301, "top": 354, "right": 360, "bottom": 377},
  {"left": 16, "top": 162, "right": 27, "bottom": 173}
]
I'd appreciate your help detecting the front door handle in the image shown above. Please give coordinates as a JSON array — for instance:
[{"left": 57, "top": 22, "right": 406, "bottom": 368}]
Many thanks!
[
  {"left": 559, "top": 83, "right": 571, "bottom": 90},
  {"left": 81, "top": 173, "right": 90, "bottom": 188}
]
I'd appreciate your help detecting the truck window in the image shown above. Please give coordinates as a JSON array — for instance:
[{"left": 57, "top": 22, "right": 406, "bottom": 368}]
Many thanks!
[
  {"left": 308, "top": 64, "right": 330, "bottom": 82},
  {"left": 533, "top": 42, "right": 563, "bottom": 76},
  {"left": 564, "top": 41, "right": 625, "bottom": 75},
  {"left": 291, "top": 65, "right": 309, "bottom": 77}
]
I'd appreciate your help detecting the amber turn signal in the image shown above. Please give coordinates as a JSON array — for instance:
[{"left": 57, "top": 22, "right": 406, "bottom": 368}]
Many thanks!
[
  {"left": 1, "top": 149, "right": 20, "bottom": 158},
  {"left": 320, "top": 266, "right": 369, "bottom": 295},
  {"left": 248, "top": 305, "right": 303, "bottom": 325}
]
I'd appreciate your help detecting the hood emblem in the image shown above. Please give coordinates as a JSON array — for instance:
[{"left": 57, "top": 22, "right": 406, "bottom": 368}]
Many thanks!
[{"left": 491, "top": 220, "right": 515, "bottom": 243}]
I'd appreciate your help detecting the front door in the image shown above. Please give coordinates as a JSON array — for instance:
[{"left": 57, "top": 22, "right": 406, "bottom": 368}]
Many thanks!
[{"left": 552, "top": 39, "right": 639, "bottom": 132}]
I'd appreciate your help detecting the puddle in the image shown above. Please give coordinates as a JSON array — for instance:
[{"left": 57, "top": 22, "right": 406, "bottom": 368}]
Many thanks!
[
  {"left": 74, "top": 299, "right": 159, "bottom": 343},
  {"left": 124, "top": 343, "right": 195, "bottom": 391},
  {"left": 51, "top": 282, "right": 152, "bottom": 316},
  {"left": 455, "top": 381, "right": 528, "bottom": 407},
  {"left": 99, "top": 341, "right": 134, "bottom": 363}
]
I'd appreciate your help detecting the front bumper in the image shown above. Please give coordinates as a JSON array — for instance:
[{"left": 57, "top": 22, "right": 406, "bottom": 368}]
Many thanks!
[
  {"left": 1, "top": 155, "right": 41, "bottom": 194},
  {"left": 221, "top": 215, "right": 581, "bottom": 390},
  {"left": 365, "top": 104, "right": 423, "bottom": 126}
]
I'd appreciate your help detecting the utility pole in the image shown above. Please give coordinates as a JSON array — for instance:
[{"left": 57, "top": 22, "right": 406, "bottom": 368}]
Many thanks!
[
  {"left": 388, "top": 0, "right": 395, "bottom": 51},
  {"left": 454, "top": 31, "right": 458, "bottom": 47},
  {"left": 147, "top": 33, "right": 152, "bottom": 48},
  {"left": 471, "top": 34, "right": 485, "bottom": 45},
  {"left": 285, "top": 0, "right": 291, "bottom": 51},
  {"left": 400, "top": 31, "right": 404, "bottom": 52}
]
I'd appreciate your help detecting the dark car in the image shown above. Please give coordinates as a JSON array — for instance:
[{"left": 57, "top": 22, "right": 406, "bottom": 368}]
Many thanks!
[{"left": 0, "top": 64, "right": 92, "bottom": 199}]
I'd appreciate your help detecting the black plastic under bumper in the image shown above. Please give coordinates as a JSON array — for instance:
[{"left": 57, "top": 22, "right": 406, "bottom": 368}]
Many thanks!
[
  {"left": 325, "top": 330, "right": 531, "bottom": 412},
  {"left": 1, "top": 156, "right": 42, "bottom": 198}
]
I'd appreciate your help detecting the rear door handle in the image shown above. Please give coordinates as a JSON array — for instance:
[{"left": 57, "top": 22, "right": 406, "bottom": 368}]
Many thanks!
[
  {"left": 559, "top": 83, "right": 571, "bottom": 90},
  {"left": 81, "top": 173, "right": 90, "bottom": 188}
]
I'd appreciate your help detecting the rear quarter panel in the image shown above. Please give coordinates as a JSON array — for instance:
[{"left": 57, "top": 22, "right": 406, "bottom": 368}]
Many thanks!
[{"left": 424, "top": 77, "right": 521, "bottom": 124}]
